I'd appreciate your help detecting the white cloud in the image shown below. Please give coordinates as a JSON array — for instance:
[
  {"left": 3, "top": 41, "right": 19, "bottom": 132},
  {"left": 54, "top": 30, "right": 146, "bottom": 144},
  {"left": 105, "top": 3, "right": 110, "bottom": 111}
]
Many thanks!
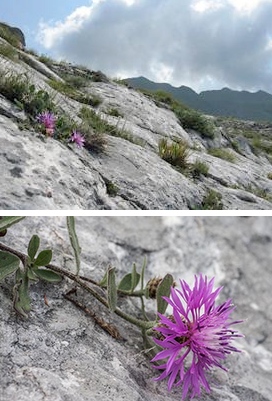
[
  {"left": 191, "top": 0, "right": 224, "bottom": 13},
  {"left": 37, "top": 0, "right": 272, "bottom": 93}
]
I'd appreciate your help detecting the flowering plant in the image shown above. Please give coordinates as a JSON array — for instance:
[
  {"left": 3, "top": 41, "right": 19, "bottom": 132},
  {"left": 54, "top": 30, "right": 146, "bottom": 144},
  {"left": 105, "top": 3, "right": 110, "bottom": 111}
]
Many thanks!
[
  {"left": 0, "top": 218, "right": 243, "bottom": 400},
  {"left": 151, "top": 275, "right": 243, "bottom": 399},
  {"left": 69, "top": 130, "right": 85, "bottom": 148},
  {"left": 36, "top": 111, "right": 56, "bottom": 136}
]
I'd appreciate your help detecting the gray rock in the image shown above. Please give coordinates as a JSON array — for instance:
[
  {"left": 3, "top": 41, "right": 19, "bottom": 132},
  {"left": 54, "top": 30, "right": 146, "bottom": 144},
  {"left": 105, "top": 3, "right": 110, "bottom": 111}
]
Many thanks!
[
  {"left": 1, "top": 216, "right": 272, "bottom": 401},
  {"left": 1, "top": 48, "right": 272, "bottom": 209},
  {"left": 0, "top": 22, "right": 25, "bottom": 48}
]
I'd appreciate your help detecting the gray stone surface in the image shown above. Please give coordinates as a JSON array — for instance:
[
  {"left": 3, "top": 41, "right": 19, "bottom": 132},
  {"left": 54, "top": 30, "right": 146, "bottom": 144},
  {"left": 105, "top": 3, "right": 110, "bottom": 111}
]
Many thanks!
[
  {"left": 1, "top": 216, "right": 272, "bottom": 400},
  {"left": 1, "top": 49, "right": 272, "bottom": 209}
]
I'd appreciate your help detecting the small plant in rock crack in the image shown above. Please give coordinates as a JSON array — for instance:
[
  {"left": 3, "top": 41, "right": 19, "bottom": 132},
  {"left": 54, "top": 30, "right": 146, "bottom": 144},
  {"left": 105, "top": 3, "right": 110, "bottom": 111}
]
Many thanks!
[{"left": 0, "top": 216, "right": 244, "bottom": 400}]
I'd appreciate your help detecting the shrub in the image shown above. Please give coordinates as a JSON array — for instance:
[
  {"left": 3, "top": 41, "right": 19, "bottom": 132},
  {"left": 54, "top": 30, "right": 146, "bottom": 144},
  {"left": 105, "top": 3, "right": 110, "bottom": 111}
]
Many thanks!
[
  {"left": 201, "top": 189, "right": 223, "bottom": 210},
  {"left": 0, "top": 73, "right": 55, "bottom": 117},
  {"left": 48, "top": 79, "right": 102, "bottom": 107},
  {"left": 208, "top": 148, "right": 236, "bottom": 163},
  {"left": 61, "top": 74, "right": 88, "bottom": 90},
  {"left": 158, "top": 138, "right": 190, "bottom": 170},
  {"left": 0, "top": 43, "right": 18, "bottom": 61},
  {"left": 79, "top": 106, "right": 143, "bottom": 146},
  {"left": 39, "top": 54, "right": 54, "bottom": 67},
  {"left": 107, "top": 107, "right": 123, "bottom": 117},
  {"left": 0, "top": 25, "right": 19, "bottom": 47},
  {"left": 251, "top": 137, "right": 272, "bottom": 155},
  {"left": 104, "top": 179, "right": 119, "bottom": 196},
  {"left": 189, "top": 160, "right": 209, "bottom": 178},
  {"left": 267, "top": 173, "right": 272, "bottom": 180},
  {"left": 176, "top": 109, "right": 215, "bottom": 139}
]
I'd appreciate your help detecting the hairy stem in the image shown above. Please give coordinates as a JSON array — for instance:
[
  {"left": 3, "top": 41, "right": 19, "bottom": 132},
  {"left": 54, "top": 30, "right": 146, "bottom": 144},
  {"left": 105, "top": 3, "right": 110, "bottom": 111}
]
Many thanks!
[{"left": 0, "top": 242, "right": 155, "bottom": 330}]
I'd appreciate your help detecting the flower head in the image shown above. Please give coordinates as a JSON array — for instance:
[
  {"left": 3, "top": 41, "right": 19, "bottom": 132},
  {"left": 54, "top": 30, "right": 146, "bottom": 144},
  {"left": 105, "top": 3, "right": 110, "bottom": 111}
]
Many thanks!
[
  {"left": 36, "top": 111, "right": 56, "bottom": 136},
  {"left": 69, "top": 130, "right": 85, "bottom": 148},
  {"left": 151, "top": 274, "right": 243, "bottom": 400}
]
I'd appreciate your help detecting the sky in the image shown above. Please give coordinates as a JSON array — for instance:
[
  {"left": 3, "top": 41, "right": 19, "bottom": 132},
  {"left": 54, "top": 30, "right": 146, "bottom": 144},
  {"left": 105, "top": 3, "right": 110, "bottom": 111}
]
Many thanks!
[{"left": 2, "top": 0, "right": 272, "bottom": 93}]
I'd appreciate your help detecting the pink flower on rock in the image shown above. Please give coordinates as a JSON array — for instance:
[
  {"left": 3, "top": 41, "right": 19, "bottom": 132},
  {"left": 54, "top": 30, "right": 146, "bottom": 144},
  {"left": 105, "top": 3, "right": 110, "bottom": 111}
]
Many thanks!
[
  {"left": 151, "top": 274, "right": 243, "bottom": 400},
  {"left": 36, "top": 111, "right": 56, "bottom": 136},
  {"left": 69, "top": 130, "right": 85, "bottom": 148}
]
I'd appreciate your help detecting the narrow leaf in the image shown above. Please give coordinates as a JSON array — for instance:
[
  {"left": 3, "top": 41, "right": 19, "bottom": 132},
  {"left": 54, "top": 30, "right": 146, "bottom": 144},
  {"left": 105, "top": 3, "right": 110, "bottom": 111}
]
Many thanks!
[
  {"left": 27, "top": 235, "right": 40, "bottom": 261},
  {"left": 156, "top": 274, "right": 174, "bottom": 315},
  {"left": 131, "top": 263, "right": 140, "bottom": 291},
  {"left": 99, "top": 270, "right": 108, "bottom": 287},
  {"left": 0, "top": 216, "right": 25, "bottom": 231},
  {"left": 34, "top": 249, "right": 52, "bottom": 267},
  {"left": 13, "top": 269, "right": 31, "bottom": 318},
  {"left": 107, "top": 266, "right": 117, "bottom": 312},
  {"left": 27, "top": 268, "right": 39, "bottom": 282},
  {"left": 0, "top": 251, "right": 20, "bottom": 280},
  {"left": 34, "top": 268, "right": 62, "bottom": 283},
  {"left": 66, "top": 217, "right": 81, "bottom": 275},
  {"left": 140, "top": 257, "right": 147, "bottom": 291}
]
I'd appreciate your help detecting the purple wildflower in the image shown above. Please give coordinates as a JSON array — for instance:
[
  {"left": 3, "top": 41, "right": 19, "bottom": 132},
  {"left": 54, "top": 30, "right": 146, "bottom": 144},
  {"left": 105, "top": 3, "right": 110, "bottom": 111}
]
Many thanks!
[
  {"left": 36, "top": 111, "right": 56, "bottom": 136},
  {"left": 151, "top": 274, "right": 243, "bottom": 400},
  {"left": 69, "top": 130, "right": 85, "bottom": 148}
]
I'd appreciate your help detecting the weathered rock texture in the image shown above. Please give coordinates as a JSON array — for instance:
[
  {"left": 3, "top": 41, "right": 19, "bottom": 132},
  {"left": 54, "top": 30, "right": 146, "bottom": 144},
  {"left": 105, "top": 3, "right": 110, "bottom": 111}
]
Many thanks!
[
  {"left": 0, "top": 22, "right": 25, "bottom": 49},
  {"left": 1, "top": 37, "right": 272, "bottom": 209},
  {"left": 1, "top": 216, "right": 272, "bottom": 401}
]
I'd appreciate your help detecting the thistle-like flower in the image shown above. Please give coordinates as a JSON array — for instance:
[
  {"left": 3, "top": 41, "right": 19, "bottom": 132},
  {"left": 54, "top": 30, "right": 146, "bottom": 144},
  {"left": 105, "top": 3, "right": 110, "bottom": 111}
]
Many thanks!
[
  {"left": 151, "top": 274, "right": 243, "bottom": 400},
  {"left": 69, "top": 130, "right": 85, "bottom": 148},
  {"left": 36, "top": 111, "right": 56, "bottom": 136}
]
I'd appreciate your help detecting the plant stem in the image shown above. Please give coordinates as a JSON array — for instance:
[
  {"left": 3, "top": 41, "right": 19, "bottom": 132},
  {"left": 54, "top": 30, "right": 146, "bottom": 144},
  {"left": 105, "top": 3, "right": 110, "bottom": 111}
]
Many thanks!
[{"left": 0, "top": 242, "right": 155, "bottom": 330}]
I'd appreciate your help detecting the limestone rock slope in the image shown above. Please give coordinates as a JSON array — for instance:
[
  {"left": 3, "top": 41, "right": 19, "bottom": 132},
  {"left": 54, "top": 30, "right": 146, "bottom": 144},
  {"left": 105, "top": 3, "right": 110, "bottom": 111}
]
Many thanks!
[
  {"left": 1, "top": 216, "right": 272, "bottom": 401},
  {"left": 1, "top": 37, "right": 272, "bottom": 209}
]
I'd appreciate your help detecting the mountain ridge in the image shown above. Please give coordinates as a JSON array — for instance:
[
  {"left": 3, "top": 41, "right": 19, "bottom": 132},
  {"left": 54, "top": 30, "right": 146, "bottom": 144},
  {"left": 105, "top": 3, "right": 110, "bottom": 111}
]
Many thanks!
[{"left": 125, "top": 76, "right": 272, "bottom": 122}]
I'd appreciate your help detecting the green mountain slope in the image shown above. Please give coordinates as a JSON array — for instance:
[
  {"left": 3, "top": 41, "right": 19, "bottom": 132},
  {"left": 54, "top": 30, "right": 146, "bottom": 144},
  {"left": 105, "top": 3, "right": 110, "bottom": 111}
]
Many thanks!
[{"left": 125, "top": 77, "right": 272, "bottom": 122}]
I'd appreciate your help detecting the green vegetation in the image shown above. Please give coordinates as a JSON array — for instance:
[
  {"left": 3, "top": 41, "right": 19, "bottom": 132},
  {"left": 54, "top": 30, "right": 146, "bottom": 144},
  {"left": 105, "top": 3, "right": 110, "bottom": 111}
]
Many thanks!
[
  {"left": 141, "top": 89, "right": 215, "bottom": 139},
  {"left": 105, "top": 180, "right": 119, "bottom": 196},
  {"left": 176, "top": 109, "right": 215, "bottom": 139},
  {"left": 60, "top": 73, "right": 88, "bottom": 90},
  {"left": 0, "top": 24, "right": 19, "bottom": 47},
  {"left": 48, "top": 79, "right": 102, "bottom": 107},
  {"left": 158, "top": 138, "right": 190, "bottom": 170},
  {"left": 79, "top": 106, "right": 144, "bottom": 147},
  {"left": 267, "top": 173, "right": 272, "bottom": 180},
  {"left": 38, "top": 54, "right": 54, "bottom": 67},
  {"left": 201, "top": 189, "right": 223, "bottom": 210},
  {"left": 251, "top": 137, "right": 272, "bottom": 155},
  {"left": 0, "top": 43, "right": 18, "bottom": 61},
  {"left": 208, "top": 148, "right": 236, "bottom": 163},
  {"left": 107, "top": 107, "right": 123, "bottom": 118},
  {"left": 189, "top": 160, "right": 209, "bottom": 178},
  {"left": 0, "top": 73, "right": 55, "bottom": 118},
  {"left": 244, "top": 184, "right": 272, "bottom": 201}
]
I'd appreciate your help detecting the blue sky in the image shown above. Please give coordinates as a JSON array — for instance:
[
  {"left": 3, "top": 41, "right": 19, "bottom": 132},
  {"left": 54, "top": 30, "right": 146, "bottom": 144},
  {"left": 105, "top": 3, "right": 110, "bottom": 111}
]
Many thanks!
[
  {"left": 2, "top": 0, "right": 272, "bottom": 94},
  {"left": 1, "top": 0, "right": 89, "bottom": 51}
]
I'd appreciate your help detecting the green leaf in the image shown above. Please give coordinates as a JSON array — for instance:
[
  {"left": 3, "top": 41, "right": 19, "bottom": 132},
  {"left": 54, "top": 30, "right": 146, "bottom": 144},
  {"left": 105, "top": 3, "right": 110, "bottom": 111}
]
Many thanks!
[
  {"left": 27, "top": 268, "right": 39, "bottom": 282},
  {"left": 27, "top": 234, "right": 40, "bottom": 261},
  {"left": 13, "top": 269, "right": 31, "bottom": 318},
  {"left": 156, "top": 274, "right": 174, "bottom": 315},
  {"left": 34, "top": 249, "right": 52, "bottom": 267},
  {"left": 99, "top": 270, "right": 108, "bottom": 287},
  {"left": 118, "top": 266, "right": 140, "bottom": 293},
  {"left": 0, "top": 251, "right": 20, "bottom": 280},
  {"left": 66, "top": 217, "right": 81, "bottom": 275},
  {"left": 34, "top": 268, "right": 62, "bottom": 282},
  {"left": 131, "top": 263, "right": 140, "bottom": 291},
  {"left": 107, "top": 266, "right": 117, "bottom": 312},
  {"left": 118, "top": 273, "right": 133, "bottom": 291},
  {"left": 0, "top": 216, "right": 25, "bottom": 231},
  {"left": 140, "top": 257, "right": 147, "bottom": 291}
]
